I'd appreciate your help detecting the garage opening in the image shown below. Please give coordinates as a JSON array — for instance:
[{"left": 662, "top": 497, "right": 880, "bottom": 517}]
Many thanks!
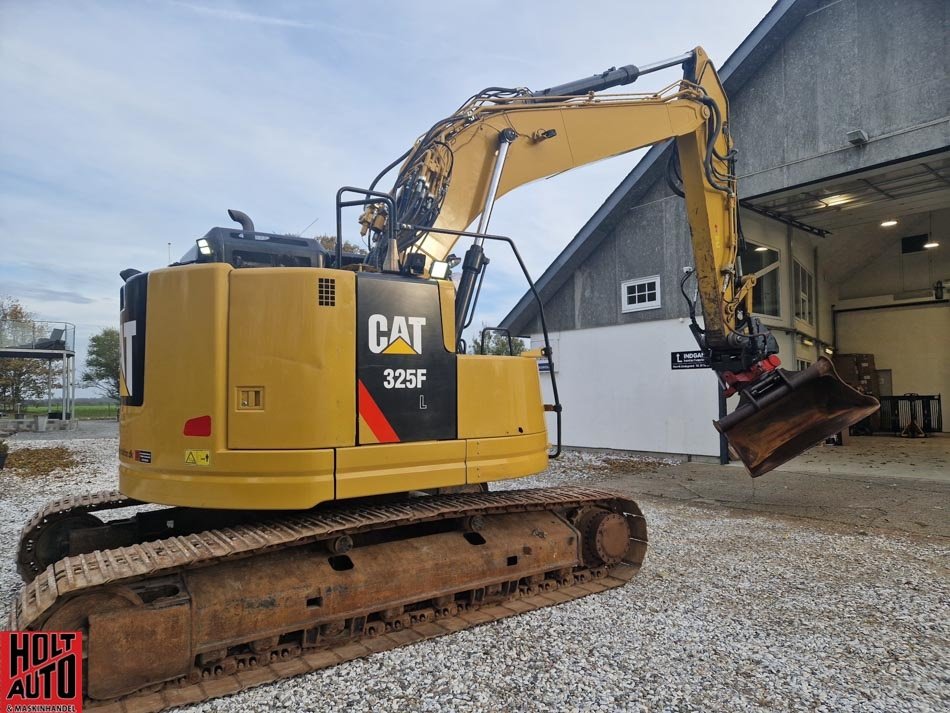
[{"left": 742, "top": 150, "right": 948, "bottom": 467}]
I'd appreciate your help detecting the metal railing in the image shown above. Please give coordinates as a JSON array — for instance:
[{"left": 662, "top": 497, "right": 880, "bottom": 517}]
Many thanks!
[
  {"left": 878, "top": 395, "right": 943, "bottom": 433},
  {"left": 0, "top": 320, "right": 76, "bottom": 352}
]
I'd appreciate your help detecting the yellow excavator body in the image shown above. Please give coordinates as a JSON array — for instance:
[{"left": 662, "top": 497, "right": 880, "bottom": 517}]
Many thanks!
[{"left": 117, "top": 264, "right": 548, "bottom": 509}]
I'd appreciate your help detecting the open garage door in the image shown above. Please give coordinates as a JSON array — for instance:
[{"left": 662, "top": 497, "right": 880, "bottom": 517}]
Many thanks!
[
  {"left": 744, "top": 150, "right": 949, "bottom": 441},
  {"left": 836, "top": 304, "right": 947, "bottom": 433}
]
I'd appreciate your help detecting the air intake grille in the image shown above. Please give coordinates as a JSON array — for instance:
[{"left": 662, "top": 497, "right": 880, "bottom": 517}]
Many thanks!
[{"left": 318, "top": 278, "right": 336, "bottom": 306}]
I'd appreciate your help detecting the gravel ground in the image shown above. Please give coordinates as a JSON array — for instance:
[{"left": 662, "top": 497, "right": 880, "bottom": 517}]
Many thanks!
[{"left": 1, "top": 441, "right": 947, "bottom": 712}]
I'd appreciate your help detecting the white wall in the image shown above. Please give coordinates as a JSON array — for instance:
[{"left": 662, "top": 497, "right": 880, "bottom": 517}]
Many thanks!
[
  {"left": 837, "top": 303, "right": 949, "bottom": 425},
  {"left": 535, "top": 319, "right": 721, "bottom": 457}
]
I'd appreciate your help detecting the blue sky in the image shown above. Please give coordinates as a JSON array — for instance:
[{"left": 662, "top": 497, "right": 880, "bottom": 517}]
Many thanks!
[{"left": 0, "top": 0, "right": 773, "bottom": 394}]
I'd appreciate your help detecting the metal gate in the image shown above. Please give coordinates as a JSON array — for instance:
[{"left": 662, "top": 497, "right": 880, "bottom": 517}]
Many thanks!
[{"left": 878, "top": 395, "right": 943, "bottom": 433}]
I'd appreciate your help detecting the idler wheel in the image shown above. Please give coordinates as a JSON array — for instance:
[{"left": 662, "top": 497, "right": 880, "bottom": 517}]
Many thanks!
[
  {"left": 21, "top": 513, "right": 104, "bottom": 580},
  {"left": 576, "top": 509, "right": 631, "bottom": 567},
  {"left": 42, "top": 586, "right": 141, "bottom": 632}
]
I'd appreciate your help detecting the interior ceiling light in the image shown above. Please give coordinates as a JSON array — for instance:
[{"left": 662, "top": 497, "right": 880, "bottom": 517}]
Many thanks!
[
  {"left": 924, "top": 241, "right": 939, "bottom": 249},
  {"left": 880, "top": 219, "right": 898, "bottom": 227},
  {"left": 821, "top": 194, "right": 853, "bottom": 207},
  {"left": 754, "top": 246, "right": 768, "bottom": 252}
]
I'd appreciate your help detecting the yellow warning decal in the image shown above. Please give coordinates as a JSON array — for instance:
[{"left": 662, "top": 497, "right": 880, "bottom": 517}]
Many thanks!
[
  {"left": 184, "top": 449, "right": 211, "bottom": 466},
  {"left": 381, "top": 336, "right": 417, "bottom": 355}
]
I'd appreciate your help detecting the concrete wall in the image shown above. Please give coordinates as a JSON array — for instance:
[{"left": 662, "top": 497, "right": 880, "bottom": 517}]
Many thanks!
[
  {"left": 536, "top": 320, "right": 722, "bottom": 457},
  {"left": 732, "top": 0, "right": 949, "bottom": 198},
  {"left": 534, "top": 178, "right": 692, "bottom": 333}
]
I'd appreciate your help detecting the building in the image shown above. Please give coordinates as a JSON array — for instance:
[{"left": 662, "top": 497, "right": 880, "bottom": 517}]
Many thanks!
[{"left": 501, "top": 0, "right": 949, "bottom": 459}]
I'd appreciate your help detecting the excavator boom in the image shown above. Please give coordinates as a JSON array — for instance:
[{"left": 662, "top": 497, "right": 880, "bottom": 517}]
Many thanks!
[{"left": 365, "top": 46, "right": 878, "bottom": 475}]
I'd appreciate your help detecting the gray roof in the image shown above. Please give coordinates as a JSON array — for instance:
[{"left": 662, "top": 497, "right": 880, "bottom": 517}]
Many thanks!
[{"left": 500, "top": 0, "right": 814, "bottom": 334}]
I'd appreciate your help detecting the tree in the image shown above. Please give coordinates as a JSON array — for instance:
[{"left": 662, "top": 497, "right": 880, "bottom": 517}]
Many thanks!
[
  {"left": 283, "top": 233, "right": 367, "bottom": 256},
  {"left": 0, "top": 298, "right": 48, "bottom": 412},
  {"left": 82, "top": 327, "right": 121, "bottom": 401},
  {"left": 469, "top": 326, "right": 527, "bottom": 356},
  {"left": 316, "top": 235, "right": 367, "bottom": 255}
]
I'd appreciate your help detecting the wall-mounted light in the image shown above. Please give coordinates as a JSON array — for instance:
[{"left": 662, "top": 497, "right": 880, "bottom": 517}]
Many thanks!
[
  {"left": 801, "top": 337, "right": 815, "bottom": 347},
  {"left": 824, "top": 347, "right": 834, "bottom": 356},
  {"left": 754, "top": 246, "right": 768, "bottom": 252},
  {"left": 880, "top": 219, "right": 898, "bottom": 227},
  {"left": 924, "top": 241, "right": 939, "bottom": 249},
  {"left": 846, "top": 129, "right": 869, "bottom": 146}
]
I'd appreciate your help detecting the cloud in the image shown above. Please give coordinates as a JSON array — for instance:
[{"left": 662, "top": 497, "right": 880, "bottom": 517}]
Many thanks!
[
  {"left": 163, "top": 0, "right": 421, "bottom": 47},
  {"left": 5, "top": 285, "right": 97, "bottom": 305},
  {"left": 167, "top": 1, "right": 315, "bottom": 29}
]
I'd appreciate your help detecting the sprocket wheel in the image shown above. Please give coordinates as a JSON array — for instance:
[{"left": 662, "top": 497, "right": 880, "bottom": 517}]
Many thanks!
[{"left": 575, "top": 509, "right": 631, "bottom": 567}]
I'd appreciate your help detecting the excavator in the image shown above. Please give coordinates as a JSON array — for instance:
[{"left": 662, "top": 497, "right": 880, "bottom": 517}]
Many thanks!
[{"left": 8, "top": 47, "right": 877, "bottom": 711}]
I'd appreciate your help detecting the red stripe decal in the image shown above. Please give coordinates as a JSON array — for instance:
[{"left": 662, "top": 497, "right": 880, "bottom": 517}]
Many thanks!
[{"left": 358, "top": 379, "right": 400, "bottom": 443}]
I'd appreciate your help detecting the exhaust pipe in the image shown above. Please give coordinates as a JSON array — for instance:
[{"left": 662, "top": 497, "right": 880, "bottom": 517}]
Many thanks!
[
  {"left": 228, "top": 209, "right": 255, "bottom": 237},
  {"left": 715, "top": 357, "right": 879, "bottom": 477}
]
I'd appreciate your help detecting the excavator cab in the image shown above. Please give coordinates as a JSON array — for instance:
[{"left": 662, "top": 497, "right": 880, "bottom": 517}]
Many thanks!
[{"left": 715, "top": 357, "right": 880, "bottom": 476}]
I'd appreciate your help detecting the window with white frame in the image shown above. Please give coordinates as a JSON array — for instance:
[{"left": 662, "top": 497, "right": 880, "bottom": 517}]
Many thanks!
[
  {"left": 738, "top": 241, "right": 781, "bottom": 317},
  {"left": 796, "top": 359, "right": 812, "bottom": 371},
  {"left": 793, "top": 260, "right": 815, "bottom": 325},
  {"left": 621, "top": 275, "right": 661, "bottom": 313}
]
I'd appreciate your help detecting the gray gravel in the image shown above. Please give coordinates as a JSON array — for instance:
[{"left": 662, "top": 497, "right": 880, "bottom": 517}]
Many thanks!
[{"left": 1, "top": 441, "right": 947, "bottom": 712}]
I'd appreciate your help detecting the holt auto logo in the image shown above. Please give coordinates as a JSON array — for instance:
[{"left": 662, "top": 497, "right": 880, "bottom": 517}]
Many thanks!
[{"left": 2, "top": 631, "right": 82, "bottom": 711}]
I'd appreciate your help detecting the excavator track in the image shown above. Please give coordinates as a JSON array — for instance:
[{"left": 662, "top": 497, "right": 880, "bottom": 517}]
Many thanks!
[
  {"left": 9, "top": 486, "right": 648, "bottom": 713},
  {"left": 17, "top": 490, "right": 139, "bottom": 582}
]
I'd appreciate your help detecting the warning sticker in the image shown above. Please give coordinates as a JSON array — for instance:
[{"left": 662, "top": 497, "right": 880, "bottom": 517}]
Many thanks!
[
  {"left": 1, "top": 630, "right": 82, "bottom": 710},
  {"left": 184, "top": 449, "right": 211, "bottom": 466}
]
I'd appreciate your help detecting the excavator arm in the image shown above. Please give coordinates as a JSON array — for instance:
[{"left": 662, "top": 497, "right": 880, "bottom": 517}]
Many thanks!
[
  {"left": 361, "top": 47, "right": 878, "bottom": 476},
  {"left": 366, "top": 49, "right": 750, "bottom": 357}
]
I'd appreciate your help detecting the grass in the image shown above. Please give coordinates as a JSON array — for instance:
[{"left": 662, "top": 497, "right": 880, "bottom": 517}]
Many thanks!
[{"left": 21, "top": 404, "right": 117, "bottom": 420}]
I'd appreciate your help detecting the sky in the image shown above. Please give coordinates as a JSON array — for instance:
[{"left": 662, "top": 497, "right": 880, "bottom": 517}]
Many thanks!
[{"left": 0, "top": 0, "right": 775, "bottom": 395}]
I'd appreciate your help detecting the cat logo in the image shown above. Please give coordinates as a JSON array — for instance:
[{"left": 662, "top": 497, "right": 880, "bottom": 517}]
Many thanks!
[{"left": 368, "top": 315, "right": 426, "bottom": 355}]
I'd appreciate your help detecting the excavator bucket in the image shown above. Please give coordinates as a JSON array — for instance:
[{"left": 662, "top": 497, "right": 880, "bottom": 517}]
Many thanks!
[{"left": 715, "top": 357, "right": 879, "bottom": 477}]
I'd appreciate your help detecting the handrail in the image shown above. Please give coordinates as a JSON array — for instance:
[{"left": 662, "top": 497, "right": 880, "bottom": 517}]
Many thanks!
[
  {"left": 399, "top": 223, "right": 563, "bottom": 458},
  {"left": 0, "top": 320, "right": 76, "bottom": 352}
]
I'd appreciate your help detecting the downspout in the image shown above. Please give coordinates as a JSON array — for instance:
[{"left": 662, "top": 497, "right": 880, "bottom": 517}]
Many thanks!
[
  {"left": 814, "top": 245, "right": 820, "bottom": 359},
  {"left": 786, "top": 224, "right": 795, "bottom": 359}
]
